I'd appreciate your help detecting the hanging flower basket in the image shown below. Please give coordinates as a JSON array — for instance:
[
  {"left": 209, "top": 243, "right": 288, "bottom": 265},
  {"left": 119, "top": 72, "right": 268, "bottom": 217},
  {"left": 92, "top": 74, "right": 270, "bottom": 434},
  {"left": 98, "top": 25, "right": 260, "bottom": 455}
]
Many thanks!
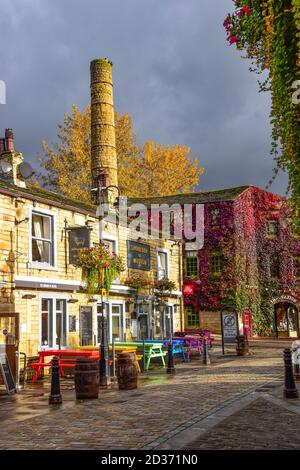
[
  {"left": 154, "top": 278, "right": 176, "bottom": 294},
  {"left": 77, "top": 244, "right": 125, "bottom": 294},
  {"left": 125, "top": 273, "right": 152, "bottom": 292}
]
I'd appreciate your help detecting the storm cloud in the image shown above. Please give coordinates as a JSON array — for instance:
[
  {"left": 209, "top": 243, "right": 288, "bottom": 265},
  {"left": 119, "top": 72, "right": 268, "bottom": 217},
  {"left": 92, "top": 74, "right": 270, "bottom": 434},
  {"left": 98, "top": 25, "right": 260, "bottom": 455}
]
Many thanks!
[{"left": 0, "top": 0, "right": 288, "bottom": 195}]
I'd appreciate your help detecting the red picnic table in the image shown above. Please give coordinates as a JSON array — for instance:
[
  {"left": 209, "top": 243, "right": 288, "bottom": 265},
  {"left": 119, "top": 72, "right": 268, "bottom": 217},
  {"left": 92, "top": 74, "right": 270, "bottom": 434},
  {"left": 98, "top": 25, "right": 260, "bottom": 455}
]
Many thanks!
[{"left": 30, "top": 349, "right": 99, "bottom": 384}]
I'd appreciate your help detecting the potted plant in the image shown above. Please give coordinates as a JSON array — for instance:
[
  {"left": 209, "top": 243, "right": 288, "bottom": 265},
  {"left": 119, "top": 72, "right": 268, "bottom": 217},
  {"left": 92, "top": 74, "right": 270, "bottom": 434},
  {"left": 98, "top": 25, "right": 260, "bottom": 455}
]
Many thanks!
[{"left": 77, "top": 244, "right": 125, "bottom": 294}]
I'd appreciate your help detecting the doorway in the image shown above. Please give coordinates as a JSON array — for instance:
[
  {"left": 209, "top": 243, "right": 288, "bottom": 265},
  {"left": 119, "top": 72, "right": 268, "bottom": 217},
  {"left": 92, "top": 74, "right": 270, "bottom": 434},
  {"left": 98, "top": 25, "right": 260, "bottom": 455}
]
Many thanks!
[
  {"left": 0, "top": 312, "right": 19, "bottom": 380},
  {"left": 274, "top": 302, "right": 299, "bottom": 338}
]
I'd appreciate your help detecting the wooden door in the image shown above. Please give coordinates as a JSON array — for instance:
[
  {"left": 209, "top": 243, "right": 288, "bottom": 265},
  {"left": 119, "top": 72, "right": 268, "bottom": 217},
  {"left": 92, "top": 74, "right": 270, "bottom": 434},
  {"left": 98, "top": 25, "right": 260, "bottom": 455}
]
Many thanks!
[{"left": 0, "top": 312, "right": 19, "bottom": 380}]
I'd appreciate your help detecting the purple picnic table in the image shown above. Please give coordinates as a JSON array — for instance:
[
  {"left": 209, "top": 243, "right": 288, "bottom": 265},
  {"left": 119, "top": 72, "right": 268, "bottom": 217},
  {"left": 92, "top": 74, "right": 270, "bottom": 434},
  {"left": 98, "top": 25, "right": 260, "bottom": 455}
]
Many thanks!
[{"left": 173, "top": 336, "right": 203, "bottom": 361}]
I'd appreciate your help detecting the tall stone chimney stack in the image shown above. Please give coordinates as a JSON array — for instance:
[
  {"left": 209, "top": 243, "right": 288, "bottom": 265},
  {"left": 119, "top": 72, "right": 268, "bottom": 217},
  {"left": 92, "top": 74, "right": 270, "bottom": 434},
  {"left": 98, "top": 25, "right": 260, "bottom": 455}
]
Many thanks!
[{"left": 90, "top": 58, "right": 118, "bottom": 202}]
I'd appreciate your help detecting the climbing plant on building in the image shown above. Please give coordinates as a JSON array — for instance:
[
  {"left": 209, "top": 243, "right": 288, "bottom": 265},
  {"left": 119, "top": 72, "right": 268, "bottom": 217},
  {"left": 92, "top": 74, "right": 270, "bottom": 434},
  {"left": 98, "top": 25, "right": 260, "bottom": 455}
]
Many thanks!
[{"left": 224, "top": 1, "right": 300, "bottom": 210}]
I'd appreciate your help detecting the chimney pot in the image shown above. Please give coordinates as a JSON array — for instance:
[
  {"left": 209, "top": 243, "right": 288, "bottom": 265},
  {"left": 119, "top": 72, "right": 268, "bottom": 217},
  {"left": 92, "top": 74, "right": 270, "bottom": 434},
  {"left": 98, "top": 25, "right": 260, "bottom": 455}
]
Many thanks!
[
  {"left": 0, "top": 138, "right": 5, "bottom": 153},
  {"left": 5, "top": 128, "right": 14, "bottom": 152}
]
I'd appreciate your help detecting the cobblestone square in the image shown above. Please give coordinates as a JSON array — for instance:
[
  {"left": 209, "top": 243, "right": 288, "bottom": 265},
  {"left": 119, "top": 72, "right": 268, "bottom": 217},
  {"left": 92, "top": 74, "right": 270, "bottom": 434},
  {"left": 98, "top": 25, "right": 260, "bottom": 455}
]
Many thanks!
[{"left": 1, "top": 340, "right": 299, "bottom": 450}]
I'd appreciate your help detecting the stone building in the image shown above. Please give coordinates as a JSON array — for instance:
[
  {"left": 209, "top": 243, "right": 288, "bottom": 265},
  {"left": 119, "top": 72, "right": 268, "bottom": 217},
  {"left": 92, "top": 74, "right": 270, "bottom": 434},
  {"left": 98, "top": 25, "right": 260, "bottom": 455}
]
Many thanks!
[
  {"left": 0, "top": 59, "right": 183, "bottom": 379},
  {"left": 133, "top": 185, "right": 300, "bottom": 337}
]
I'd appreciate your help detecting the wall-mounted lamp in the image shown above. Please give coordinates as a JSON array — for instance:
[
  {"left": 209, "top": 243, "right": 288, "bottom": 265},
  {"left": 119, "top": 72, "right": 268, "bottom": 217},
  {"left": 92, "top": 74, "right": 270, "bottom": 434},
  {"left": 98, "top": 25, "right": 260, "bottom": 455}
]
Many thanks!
[
  {"left": 68, "top": 298, "right": 79, "bottom": 304},
  {"left": 22, "top": 294, "right": 36, "bottom": 299}
]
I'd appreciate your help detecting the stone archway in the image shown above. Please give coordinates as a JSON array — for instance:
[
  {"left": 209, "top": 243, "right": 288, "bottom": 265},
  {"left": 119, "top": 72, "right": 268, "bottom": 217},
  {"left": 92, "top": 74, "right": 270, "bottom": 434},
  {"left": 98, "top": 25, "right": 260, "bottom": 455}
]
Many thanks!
[{"left": 274, "top": 302, "right": 299, "bottom": 338}]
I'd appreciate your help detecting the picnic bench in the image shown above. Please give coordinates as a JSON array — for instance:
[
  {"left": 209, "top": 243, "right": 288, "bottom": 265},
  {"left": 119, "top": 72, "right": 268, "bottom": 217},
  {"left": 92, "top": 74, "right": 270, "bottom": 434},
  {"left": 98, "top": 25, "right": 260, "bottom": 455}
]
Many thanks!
[
  {"left": 115, "top": 341, "right": 167, "bottom": 371},
  {"left": 135, "top": 339, "right": 187, "bottom": 363},
  {"left": 80, "top": 345, "right": 142, "bottom": 373},
  {"left": 29, "top": 349, "right": 94, "bottom": 384},
  {"left": 173, "top": 336, "right": 203, "bottom": 361},
  {"left": 175, "top": 330, "right": 214, "bottom": 348}
]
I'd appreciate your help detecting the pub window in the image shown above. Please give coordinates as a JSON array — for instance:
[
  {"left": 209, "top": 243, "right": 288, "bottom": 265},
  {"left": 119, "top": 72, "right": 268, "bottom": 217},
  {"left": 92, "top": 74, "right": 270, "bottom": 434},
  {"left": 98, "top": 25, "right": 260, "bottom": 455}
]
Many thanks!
[
  {"left": 267, "top": 219, "right": 278, "bottom": 237},
  {"left": 184, "top": 251, "right": 198, "bottom": 277},
  {"left": 211, "top": 208, "right": 220, "bottom": 228},
  {"left": 157, "top": 250, "right": 168, "bottom": 280},
  {"left": 270, "top": 256, "right": 280, "bottom": 279},
  {"left": 186, "top": 307, "right": 199, "bottom": 327},
  {"left": 103, "top": 239, "right": 117, "bottom": 254},
  {"left": 210, "top": 251, "right": 222, "bottom": 276},
  {"left": 31, "top": 211, "right": 54, "bottom": 266},
  {"left": 294, "top": 257, "right": 300, "bottom": 278},
  {"left": 41, "top": 299, "right": 67, "bottom": 349}
]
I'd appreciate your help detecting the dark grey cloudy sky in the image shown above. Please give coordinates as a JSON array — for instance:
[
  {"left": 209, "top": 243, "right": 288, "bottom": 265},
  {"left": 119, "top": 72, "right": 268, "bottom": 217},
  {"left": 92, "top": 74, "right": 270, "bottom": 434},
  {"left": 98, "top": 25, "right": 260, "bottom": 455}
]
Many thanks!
[{"left": 0, "top": 0, "right": 288, "bottom": 195}]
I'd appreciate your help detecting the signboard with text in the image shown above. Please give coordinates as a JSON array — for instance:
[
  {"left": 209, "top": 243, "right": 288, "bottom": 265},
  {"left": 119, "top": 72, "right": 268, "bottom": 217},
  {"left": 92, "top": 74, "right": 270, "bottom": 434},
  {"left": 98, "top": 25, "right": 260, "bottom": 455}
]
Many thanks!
[
  {"left": 69, "top": 227, "right": 91, "bottom": 265},
  {"left": 127, "top": 241, "right": 150, "bottom": 271},
  {"left": 221, "top": 309, "right": 239, "bottom": 354}
]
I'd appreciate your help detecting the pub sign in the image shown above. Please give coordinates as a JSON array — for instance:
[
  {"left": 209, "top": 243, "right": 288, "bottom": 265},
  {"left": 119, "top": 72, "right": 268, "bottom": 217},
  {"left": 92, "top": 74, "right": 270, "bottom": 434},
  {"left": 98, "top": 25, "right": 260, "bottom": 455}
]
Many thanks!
[
  {"left": 127, "top": 241, "right": 150, "bottom": 271},
  {"left": 69, "top": 227, "right": 91, "bottom": 265}
]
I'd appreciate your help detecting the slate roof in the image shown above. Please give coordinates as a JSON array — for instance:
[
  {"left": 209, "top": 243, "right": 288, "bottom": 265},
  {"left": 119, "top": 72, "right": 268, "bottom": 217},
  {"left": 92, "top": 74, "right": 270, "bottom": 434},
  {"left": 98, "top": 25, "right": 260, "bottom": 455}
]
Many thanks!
[
  {"left": 128, "top": 185, "right": 252, "bottom": 207},
  {"left": 0, "top": 177, "right": 96, "bottom": 214}
]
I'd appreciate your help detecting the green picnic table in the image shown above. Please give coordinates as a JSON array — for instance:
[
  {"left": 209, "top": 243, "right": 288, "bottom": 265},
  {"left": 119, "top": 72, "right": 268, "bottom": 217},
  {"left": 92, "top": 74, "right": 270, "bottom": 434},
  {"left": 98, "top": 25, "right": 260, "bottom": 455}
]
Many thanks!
[{"left": 115, "top": 341, "right": 168, "bottom": 371}]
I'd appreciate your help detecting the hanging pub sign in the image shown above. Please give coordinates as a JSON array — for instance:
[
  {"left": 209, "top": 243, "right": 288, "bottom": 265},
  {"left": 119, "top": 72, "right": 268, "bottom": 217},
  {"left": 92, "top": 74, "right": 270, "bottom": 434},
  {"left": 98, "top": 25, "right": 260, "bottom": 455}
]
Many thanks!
[
  {"left": 0, "top": 352, "right": 16, "bottom": 394},
  {"left": 127, "top": 241, "right": 150, "bottom": 271},
  {"left": 221, "top": 307, "right": 239, "bottom": 355},
  {"left": 69, "top": 227, "right": 91, "bottom": 265}
]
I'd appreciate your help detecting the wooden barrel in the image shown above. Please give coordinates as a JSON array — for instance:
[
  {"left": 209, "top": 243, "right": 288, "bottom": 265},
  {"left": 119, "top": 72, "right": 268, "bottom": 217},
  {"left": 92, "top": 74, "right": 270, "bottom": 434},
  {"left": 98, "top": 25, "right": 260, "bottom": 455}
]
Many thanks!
[
  {"left": 117, "top": 352, "right": 138, "bottom": 390},
  {"left": 74, "top": 357, "right": 99, "bottom": 399},
  {"left": 236, "top": 335, "right": 249, "bottom": 356}
]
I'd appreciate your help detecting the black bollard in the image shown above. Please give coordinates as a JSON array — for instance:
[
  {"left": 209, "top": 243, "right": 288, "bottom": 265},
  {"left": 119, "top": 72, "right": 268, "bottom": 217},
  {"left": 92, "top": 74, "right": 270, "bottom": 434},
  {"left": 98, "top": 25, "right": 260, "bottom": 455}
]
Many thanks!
[
  {"left": 99, "top": 316, "right": 111, "bottom": 388},
  {"left": 283, "top": 348, "right": 299, "bottom": 399},
  {"left": 203, "top": 337, "right": 211, "bottom": 365},
  {"left": 166, "top": 341, "right": 176, "bottom": 375},
  {"left": 49, "top": 356, "right": 62, "bottom": 405}
]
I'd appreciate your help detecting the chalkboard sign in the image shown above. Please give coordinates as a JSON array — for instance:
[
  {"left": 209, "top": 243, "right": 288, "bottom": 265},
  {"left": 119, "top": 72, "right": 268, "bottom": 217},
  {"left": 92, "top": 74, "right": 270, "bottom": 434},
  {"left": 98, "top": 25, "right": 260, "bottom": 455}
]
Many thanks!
[
  {"left": 69, "top": 315, "right": 77, "bottom": 332},
  {"left": 0, "top": 353, "right": 16, "bottom": 394},
  {"left": 69, "top": 227, "right": 91, "bottom": 265}
]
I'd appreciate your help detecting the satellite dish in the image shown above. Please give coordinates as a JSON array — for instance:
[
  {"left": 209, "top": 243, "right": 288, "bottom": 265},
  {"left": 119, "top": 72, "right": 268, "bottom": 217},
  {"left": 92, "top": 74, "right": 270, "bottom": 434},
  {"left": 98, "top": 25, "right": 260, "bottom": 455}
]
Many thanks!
[
  {"left": 0, "top": 160, "right": 12, "bottom": 174},
  {"left": 18, "top": 162, "right": 34, "bottom": 179}
]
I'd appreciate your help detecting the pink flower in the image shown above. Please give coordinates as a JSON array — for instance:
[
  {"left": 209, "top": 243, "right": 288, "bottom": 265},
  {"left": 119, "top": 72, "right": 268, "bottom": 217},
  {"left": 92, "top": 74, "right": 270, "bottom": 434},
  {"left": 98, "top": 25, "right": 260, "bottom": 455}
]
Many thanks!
[
  {"left": 238, "top": 6, "right": 251, "bottom": 17},
  {"left": 228, "top": 35, "right": 238, "bottom": 45}
]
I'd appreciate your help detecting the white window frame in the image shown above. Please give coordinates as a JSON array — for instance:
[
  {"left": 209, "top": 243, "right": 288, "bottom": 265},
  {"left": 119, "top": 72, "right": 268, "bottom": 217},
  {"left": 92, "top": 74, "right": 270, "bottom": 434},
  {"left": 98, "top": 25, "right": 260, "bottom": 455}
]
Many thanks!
[
  {"left": 28, "top": 206, "right": 58, "bottom": 271},
  {"left": 38, "top": 293, "right": 69, "bottom": 350},
  {"left": 102, "top": 233, "right": 118, "bottom": 254},
  {"left": 157, "top": 248, "right": 169, "bottom": 280},
  {"left": 96, "top": 300, "right": 126, "bottom": 344}
]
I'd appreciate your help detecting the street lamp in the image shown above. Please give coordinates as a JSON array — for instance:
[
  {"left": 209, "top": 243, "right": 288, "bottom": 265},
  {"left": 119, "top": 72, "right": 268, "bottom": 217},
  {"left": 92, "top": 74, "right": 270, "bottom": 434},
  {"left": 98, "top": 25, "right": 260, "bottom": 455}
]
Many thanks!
[{"left": 99, "top": 301, "right": 111, "bottom": 388}]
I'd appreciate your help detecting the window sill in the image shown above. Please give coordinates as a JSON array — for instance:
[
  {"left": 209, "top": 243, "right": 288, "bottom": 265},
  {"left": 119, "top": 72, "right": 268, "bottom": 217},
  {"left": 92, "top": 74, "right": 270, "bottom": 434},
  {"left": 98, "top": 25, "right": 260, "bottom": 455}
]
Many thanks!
[{"left": 28, "top": 262, "right": 58, "bottom": 272}]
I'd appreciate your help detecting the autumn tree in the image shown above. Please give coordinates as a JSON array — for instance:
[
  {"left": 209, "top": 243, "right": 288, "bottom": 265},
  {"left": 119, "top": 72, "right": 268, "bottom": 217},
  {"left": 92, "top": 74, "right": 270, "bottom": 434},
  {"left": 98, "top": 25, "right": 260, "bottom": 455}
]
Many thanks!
[{"left": 37, "top": 105, "right": 203, "bottom": 201}]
